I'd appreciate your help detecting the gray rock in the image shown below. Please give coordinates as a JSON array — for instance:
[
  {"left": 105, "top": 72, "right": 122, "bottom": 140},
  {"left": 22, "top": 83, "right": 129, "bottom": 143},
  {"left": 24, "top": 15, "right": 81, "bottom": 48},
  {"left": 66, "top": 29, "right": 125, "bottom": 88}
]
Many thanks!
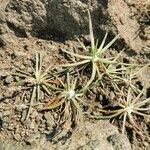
[
  {"left": 54, "top": 120, "right": 132, "bottom": 150},
  {"left": 2, "top": 0, "right": 110, "bottom": 39},
  {"left": 13, "top": 134, "right": 21, "bottom": 141},
  {"left": 4, "top": 75, "right": 13, "bottom": 84},
  {"left": 0, "top": 120, "right": 132, "bottom": 150},
  {"left": 0, "top": 0, "right": 148, "bottom": 53},
  {"left": 2, "top": 122, "right": 9, "bottom": 129},
  {"left": 25, "top": 133, "right": 41, "bottom": 144},
  {"left": 0, "top": 112, "right": 3, "bottom": 119},
  {"left": 0, "top": 139, "right": 55, "bottom": 150},
  {"left": 107, "top": 134, "right": 132, "bottom": 150},
  {"left": 46, "top": 0, "right": 108, "bottom": 38},
  {"left": 44, "top": 112, "right": 55, "bottom": 130},
  {"left": 5, "top": 0, "right": 48, "bottom": 37},
  {"left": 3, "top": 110, "right": 11, "bottom": 116}
]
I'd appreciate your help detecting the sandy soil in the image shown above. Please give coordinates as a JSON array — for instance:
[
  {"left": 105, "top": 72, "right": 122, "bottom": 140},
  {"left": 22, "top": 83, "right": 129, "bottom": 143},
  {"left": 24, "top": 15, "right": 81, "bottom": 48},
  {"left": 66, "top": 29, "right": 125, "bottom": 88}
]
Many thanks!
[{"left": 0, "top": 0, "right": 150, "bottom": 150}]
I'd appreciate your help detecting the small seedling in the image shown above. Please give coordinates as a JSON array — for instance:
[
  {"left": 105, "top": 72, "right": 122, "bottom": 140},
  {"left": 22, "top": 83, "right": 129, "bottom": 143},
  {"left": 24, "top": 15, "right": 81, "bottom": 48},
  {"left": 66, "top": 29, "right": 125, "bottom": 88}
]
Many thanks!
[
  {"left": 42, "top": 73, "right": 84, "bottom": 126},
  {"left": 59, "top": 10, "right": 119, "bottom": 90},
  {"left": 88, "top": 86, "right": 150, "bottom": 135},
  {"left": 13, "top": 52, "right": 57, "bottom": 120},
  {"left": 94, "top": 49, "right": 127, "bottom": 90},
  {"left": 112, "top": 64, "right": 150, "bottom": 93}
]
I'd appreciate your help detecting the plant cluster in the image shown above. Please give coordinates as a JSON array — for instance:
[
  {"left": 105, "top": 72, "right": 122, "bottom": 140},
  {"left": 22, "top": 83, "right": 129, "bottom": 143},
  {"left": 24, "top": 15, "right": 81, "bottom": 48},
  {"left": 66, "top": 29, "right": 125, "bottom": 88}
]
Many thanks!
[
  {"left": 13, "top": 10, "right": 150, "bottom": 137},
  {"left": 13, "top": 53, "right": 57, "bottom": 120}
]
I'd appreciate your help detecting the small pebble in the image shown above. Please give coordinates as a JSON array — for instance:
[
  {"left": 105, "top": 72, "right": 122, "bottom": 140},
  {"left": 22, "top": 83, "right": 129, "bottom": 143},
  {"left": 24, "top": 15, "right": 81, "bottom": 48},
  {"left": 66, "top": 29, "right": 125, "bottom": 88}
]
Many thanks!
[
  {"left": 30, "top": 110, "right": 38, "bottom": 119},
  {"left": 20, "top": 65, "right": 26, "bottom": 70},
  {"left": 2, "top": 122, "right": 9, "bottom": 129},
  {"left": 4, "top": 75, "right": 14, "bottom": 84},
  {"left": 15, "top": 125, "right": 20, "bottom": 133},
  {"left": 26, "top": 133, "right": 40, "bottom": 144},
  {"left": 21, "top": 109, "right": 27, "bottom": 122},
  {"left": 29, "top": 121, "right": 35, "bottom": 129},
  {"left": 27, "top": 67, "right": 32, "bottom": 73},
  {"left": 20, "top": 130, "right": 26, "bottom": 137},
  {"left": 143, "top": 141, "right": 149, "bottom": 147},
  {"left": 39, "top": 122, "right": 46, "bottom": 128},
  {"left": 39, "top": 135, "right": 47, "bottom": 145},
  {"left": 44, "top": 112, "right": 54, "bottom": 123},
  {"left": 15, "top": 104, "right": 28, "bottom": 112},
  {"left": 35, "top": 114, "right": 41, "bottom": 122},
  {"left": 110, "top": 91, "right": 115, "bottom": 100},
  {"left": 13, "top": 133, "right": 21, "bottom": 141},
  {"left": 99, "top": 95, "right": 103, "bottom": 101},
  {"left": 7, "top": 125, "right": 14, "bottom": 131},
  {"left": 3, "top": 111, "right": 11, "bottom": 116},
  {"left": 7, "top": 123, "right": 16, "bottom": 131},
  {"left": 0, "top": 112, "right": 3, "bottom": 118}
]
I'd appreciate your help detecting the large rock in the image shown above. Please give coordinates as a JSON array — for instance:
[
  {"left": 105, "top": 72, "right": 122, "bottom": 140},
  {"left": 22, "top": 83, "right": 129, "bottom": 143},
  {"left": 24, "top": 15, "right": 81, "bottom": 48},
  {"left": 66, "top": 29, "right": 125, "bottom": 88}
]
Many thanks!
[
  {"left": 107, "top": 0, "right": 144, "bottom": 52},
  {"left": 1, "top": 0, "right": 109, "bottom": 39},
  {"left": 56, "top": 120, "right": 132, "bottom": 150},
  {"left": 5, "top": 0, "right": 48, "bottom": 37},
  {"left": 0, "top": 0, "right": 149, "bottom": 52},
  {"left": 46, "top": 0, "right": 109, "bottom": 39},
  {"left": 0, "top": 121, "right": 132, "bottom": 150}
]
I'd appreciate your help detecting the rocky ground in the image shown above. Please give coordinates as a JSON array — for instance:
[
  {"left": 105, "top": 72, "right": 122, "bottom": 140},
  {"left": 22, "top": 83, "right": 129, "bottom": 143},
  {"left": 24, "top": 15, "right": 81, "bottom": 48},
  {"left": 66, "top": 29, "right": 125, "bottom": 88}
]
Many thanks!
[{"left": 0, "top": 0, "right": 150, "bottom": 150}]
